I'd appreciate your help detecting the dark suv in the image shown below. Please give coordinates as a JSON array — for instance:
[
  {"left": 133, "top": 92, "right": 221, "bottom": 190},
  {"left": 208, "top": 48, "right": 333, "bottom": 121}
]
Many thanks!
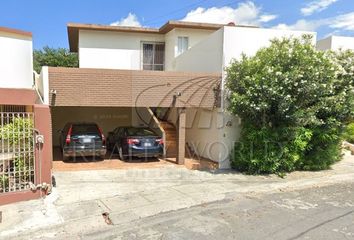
[{"left": 59, "top": 122, "right": 106, "bottom": 160}]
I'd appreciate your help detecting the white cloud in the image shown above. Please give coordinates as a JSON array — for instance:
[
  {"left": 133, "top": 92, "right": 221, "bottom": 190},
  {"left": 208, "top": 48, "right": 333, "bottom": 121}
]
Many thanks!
[
  {"left": 110, "top": 13, "right": 142, "bottom": 27},
  {"left": 330, "top": 12, "right": 354, "bottom": 30},
  {"left": 259, "top": 15, "right": 278, "bottom": 23},
  {"left": 274, "top": 11, "right": 354, "bottom": 33},
  {"left": 180, "top": 1, "right": 277, "bottom": 26},
  {"left": 274, "top": 19, "right": 329, "bottom": 32},
  {"left": 301, "top": 0, "right": 338, "bottom": 16}
]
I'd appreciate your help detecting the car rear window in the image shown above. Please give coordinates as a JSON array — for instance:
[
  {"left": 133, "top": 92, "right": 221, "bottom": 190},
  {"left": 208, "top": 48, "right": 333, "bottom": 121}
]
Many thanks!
[
  {"left": 126, "top": 128, "right": 156, "bottom": 136},
  {"left": 71, "top": 124, "right": 100, "bottom": 135}
]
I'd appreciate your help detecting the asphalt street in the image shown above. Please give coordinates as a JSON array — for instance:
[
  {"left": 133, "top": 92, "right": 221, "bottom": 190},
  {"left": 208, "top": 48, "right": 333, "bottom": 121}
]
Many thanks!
[{"left": 86, "top": 182, "right": 354, "bottom": 240}]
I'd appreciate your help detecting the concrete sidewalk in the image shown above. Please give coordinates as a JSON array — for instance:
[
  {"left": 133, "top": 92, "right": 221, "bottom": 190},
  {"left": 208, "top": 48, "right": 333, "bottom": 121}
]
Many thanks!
[{"left": 0, "top": 152, "right": 353, "bottom": 239}]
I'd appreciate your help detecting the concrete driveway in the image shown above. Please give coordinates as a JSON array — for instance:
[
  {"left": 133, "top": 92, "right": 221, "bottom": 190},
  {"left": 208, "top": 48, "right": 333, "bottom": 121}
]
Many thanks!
[{"left": 0, "top": 152, "right": 353, "bottom": 239}]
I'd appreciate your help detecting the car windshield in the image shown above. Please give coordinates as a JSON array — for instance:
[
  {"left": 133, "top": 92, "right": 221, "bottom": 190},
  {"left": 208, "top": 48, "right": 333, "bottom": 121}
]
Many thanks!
[
  {"left": 72, "top": 124, "right": 99, "bottom": 135},
  {"left": 126, "top": 128, "right": 156, "bottom": 136}
]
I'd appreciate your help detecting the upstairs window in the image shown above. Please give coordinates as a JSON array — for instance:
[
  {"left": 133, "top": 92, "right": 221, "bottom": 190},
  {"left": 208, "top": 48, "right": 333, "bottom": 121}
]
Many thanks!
[
  {"left": 177, "top": 36, "right": 189, "bottom": 55},
  {"left": 142, "top": 42, "right": 165, "bottom": 71}
]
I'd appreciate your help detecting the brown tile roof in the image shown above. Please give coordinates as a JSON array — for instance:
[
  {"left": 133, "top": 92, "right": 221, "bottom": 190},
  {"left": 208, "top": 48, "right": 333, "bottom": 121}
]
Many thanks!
[
  {"left": 67, "top": 20, "right": 249, "bottom": 52},
  {"left": 0, "top": 26, "right": 32, "bottom": 38}
]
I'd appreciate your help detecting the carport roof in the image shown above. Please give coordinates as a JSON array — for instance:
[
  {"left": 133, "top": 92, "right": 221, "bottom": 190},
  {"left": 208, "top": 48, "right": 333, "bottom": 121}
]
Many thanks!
[{"left": 48, "top": 67, "right": 221, "bottom": 108}]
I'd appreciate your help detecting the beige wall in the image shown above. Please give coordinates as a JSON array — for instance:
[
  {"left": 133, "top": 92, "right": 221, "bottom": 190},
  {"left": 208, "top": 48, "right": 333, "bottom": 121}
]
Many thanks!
[
  {"left": 51, "top": 107, "right": 133, "bottom": 146},
  {"left": 184, "top": 108, "right": 239, "bottom": 167},
  {"left": 174, "top": 28, "right": 224, "bottom": 73},
  {"left": 165, "top": 28, "right": 216, "bottom": 71}
]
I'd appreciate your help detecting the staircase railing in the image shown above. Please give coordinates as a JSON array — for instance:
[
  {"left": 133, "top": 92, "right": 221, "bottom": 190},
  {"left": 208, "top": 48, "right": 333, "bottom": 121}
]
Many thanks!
[{"left": 146, "top": 107, "right": 166, "bottom": 157}]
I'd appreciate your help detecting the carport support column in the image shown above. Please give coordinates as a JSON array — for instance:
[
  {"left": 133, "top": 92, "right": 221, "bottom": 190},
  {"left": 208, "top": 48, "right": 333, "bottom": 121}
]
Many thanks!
[{"left": 177, "top": 108, "right": 186, "bottom": 165}]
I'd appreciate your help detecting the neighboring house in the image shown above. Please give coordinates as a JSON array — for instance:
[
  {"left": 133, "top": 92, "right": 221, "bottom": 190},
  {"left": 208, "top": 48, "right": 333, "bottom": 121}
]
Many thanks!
[
  {"left": 0, "top": 27, "right": 51, "bottom": 205},
  {"left": 317, "top": 35, "right": 354, "bottom": 51},
  {"left": 39, "top": 20, "right": 315, "bottom": 169},
  {"left": 0, "top": 27, "right": 33, "bottom": 89}
]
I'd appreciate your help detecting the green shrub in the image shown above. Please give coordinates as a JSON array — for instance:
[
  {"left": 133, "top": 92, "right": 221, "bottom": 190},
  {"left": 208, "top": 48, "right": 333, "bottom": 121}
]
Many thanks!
[
  {"left": 232, "top": 125, "right": 312, "bottom": 174},
  {"left": 300, "top": 126, "right": 342, "bottom": 170},
  {"left": 0, "top": 175, "right": 9, "bottom": 190},
  {"left": 14, "top": 156, "right": 31, "bottom": 182},
  {"left": 0, "top": 117, "right": 34, "bottom": 146},
  {"left": 343, "top": 123, "right": 354, "bottom": 144},
  {"left": 227, "top": 36, "right": 354, "bottom": 174},
  {"left": 0, "top": 117, "right": 34, "bottom": 189}
]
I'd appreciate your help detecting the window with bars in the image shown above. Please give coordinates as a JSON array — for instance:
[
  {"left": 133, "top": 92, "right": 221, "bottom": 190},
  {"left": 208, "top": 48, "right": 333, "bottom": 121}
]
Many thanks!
[{"left": 142, "top": 42, "right": 165, "bottom": 71}]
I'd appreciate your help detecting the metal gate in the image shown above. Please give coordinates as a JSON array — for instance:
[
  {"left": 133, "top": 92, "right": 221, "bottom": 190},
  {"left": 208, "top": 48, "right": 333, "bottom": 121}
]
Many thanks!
[{"left": 0, "top": 111, "right": 36, "bottom": 193}]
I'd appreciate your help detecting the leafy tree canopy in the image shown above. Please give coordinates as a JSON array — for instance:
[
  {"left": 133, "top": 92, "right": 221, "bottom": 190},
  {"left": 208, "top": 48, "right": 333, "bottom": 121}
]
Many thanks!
[{"left": 33, "top": 46, "right": 78, "bottom": 73}]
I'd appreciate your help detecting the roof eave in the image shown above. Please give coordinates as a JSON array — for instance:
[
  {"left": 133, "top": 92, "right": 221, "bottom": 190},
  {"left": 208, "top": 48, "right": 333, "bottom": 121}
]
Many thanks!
[{"left": 0, "top": 26, "right": 32, "bottom": 38}]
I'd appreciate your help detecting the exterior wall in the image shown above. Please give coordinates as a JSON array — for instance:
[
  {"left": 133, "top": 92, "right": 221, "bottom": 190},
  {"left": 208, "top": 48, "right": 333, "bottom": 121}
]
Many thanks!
[
  {"left": 174, "top": 29, "right": 224, "bottom": 73},
  {"left": 78, "top": 30, "right": 164, "bottom": 70},
  {"left": 316, "top": 37, "right": 332, "bottom": 51},
  {"left": 185, "top": 108, "right": 221, "bottom": 162},
  {"left": 317, "top": 36, "right": 354, "bottom": 50},
  {"left": 0, "top": 88, "right": 37, "bottom": 105},
  {"left": 165, "top": 30, "right": 176, "bottom": 71},
  {"left": 0, "top": 31, "right": 33, "bottom": 89},
  {"left": 183, "top": 108, "right": 240, "bottom": 168},
  {"left": 331, "top": 36, "right": 354, "bottom": 50},
  {"left": 48, "top": 67, "right": 220, "bottom": 108},
  {"left": 223, "top": 26, "right": 316, "bottom": 64},
  {"left": 79, "top": 28, "right": 215, "bottom": 71},
  {"left": 165, "top": 28, "right": 216, "bottom": 70},
  {"left": 36, "top": 67, "right": 49, "bottom": 104}
]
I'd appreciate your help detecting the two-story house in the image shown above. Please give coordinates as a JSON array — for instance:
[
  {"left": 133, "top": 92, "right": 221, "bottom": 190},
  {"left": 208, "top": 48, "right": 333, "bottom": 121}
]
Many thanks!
[{"left": 40, "top": 20, "right": 315, "bottom": 169}]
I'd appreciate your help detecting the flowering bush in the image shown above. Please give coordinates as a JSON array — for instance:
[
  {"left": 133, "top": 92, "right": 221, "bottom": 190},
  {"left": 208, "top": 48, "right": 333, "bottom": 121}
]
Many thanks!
[{"left": 226, "top": 35, "right": 354, "bottom": 174}]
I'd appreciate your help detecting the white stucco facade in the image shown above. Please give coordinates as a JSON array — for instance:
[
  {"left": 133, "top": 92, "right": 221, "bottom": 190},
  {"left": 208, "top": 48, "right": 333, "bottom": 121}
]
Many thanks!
[
  {"left": 164, "top": 28, "right": 216, "bottom": 70},
  {"left": 78, "top": 28, "right": 214, "bottom": 70},
  {"left": 0, "top": 30, "right": 33, "bottom": 89},
  {"left": 317, "top": 36, "right": 354, "bottom": 51},
  {"left": 78, "top": 30, "right": 165, "bottom": 70},
  {"left": 223, "top": 26, "right": 316, "bottom": 64}
]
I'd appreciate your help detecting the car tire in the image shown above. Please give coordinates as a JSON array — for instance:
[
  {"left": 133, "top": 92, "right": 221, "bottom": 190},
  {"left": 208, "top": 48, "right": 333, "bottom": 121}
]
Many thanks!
[
  {"left": 62, "top": 149, "right": 68, "bottom": 161},
  {"left": 99, "top": 154, "right": 105, "bottom": 159},
  {"left": 118, "top": 147, "right": 125, "bottom": 160}
]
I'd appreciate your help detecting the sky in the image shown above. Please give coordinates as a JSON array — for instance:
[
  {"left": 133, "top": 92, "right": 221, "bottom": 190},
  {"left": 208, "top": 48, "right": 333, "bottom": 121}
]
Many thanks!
[{"left": 1, "top": 0, "right": 353, "bottom": 49}]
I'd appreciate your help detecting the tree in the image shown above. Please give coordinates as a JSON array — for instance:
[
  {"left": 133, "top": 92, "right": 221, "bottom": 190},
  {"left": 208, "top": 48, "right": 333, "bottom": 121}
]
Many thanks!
[
  {"left": 33, "top": 46, "right": 79, "bottom": 73},
  {"left": 226, "top": 35, "right": 354, "bottom": 174}
]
